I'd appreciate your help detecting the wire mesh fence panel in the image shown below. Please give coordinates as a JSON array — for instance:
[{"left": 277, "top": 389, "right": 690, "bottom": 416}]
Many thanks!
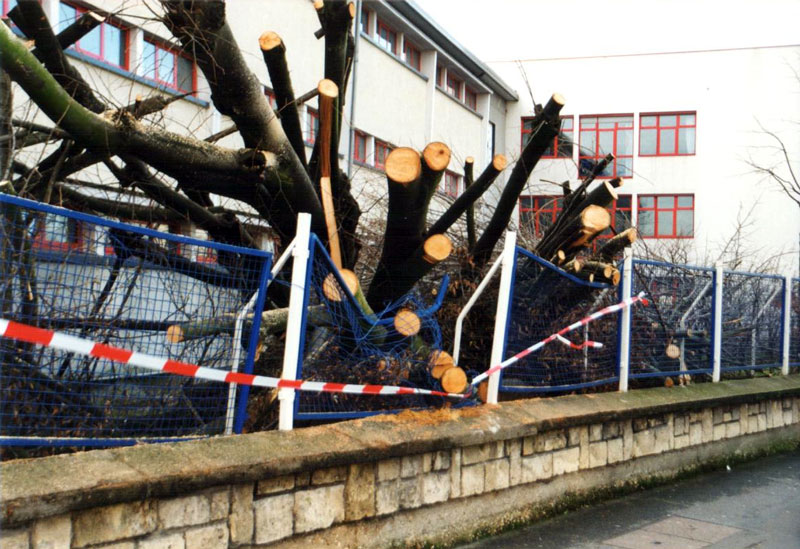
[
  {"left": 629, "top": 260, "right": 714, "bottom": 380},
  {"left": 294, "top": 236, "right": 460, "bottom": 420},
  {"left": 0, "top": 194, "right": 272, "bottom": 446},
  {"left": 500, "top": 247, "right": 619, "bottom": 393},
  {"left": 721, "top": 271, "right": 784, "bottom": 375},
  {"left": 790, "top": 278, "right": 799, "bottom": 373}
]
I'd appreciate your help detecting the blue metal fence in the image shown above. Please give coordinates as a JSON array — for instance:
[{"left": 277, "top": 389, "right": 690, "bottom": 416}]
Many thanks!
[
  {"left": 0, "top": 193, "right": 273, "bottom": 447},
  {"left": 499, "top": 247, "right": 620, "bottom": 392}
]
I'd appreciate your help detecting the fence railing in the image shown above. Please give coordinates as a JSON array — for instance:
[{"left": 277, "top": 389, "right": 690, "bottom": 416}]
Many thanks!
[{"left": 0, "top": 193, "right": 273, "bottom": 447}]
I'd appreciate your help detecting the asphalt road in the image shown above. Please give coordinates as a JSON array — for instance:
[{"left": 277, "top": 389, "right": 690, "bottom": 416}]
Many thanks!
[{"left": 459, "top": 450, "right": 800, "bottom": 549}]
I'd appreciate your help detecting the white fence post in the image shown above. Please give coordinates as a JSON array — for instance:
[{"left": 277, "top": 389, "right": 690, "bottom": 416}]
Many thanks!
[
  {"left": 712, "top": 262, "right": 724, "bottom": 383},
  {"left": 782, "top": 275, "right": 792, "bottom": 376},
  {"left": 618, "top": 246, "right": 633, "bottom": 392},
  {"left": 487, "top": 231, "right": 517, "bottom": 404},
  {"left": 278, "top": 213, "right": 312, "bottom": 431}
]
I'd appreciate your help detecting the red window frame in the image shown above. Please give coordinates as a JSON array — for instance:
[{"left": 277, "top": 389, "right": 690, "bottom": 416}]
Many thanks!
[
  {"left": 265, "top": 88, "right": 278, "bottom": 110},
  {"left": 637, "top": 194, "right": 694, "bottom": 238},
  {"left": 359, "top": 7, "right": 370, "bottom": 35},
  {"left": 142, "top": 37, "right": 196, "bottom": 94},
  {"left": 465, "top": 87, "right": 478, "bottom": 111},
  {"left": 579, "top": 115, "right": 634, "bottom": 179},
  {"left": 441, "top": 171, "right": 461, "bottom": 198},
  {"left": 306, "top": 108, "right": 319, "bottom": 145},
  {"left": 60, "top": 1, "right": 128, "bottom": 69},
  {"left": 445, "top": 73, "right": 462, "bottom": 100},
  {"left": 436, "top": 65, "right": 444, "bottom": 88},
  {"left": 375, "top": 140, "right": 392, "bottom": 170},
  {"left": 33, "top": 214, "right": 84, "bottom": 252},
  {"left": 639, "top": 112, "right": 696, "bottom": 156},
  {"left": 376, "top": 20, "right": 397, "bottom": 55},
  {"left": 354, "top": 130, "right": 367, "bottom": 164},
  {"left": 403, "top": 40, "right": 421, "bottom": 71},
  {"left": 519, "top": 196, "right": 563, "bottom": 239}
]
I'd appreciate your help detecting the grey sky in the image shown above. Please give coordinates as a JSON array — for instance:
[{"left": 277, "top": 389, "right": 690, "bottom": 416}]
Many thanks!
[{"left": 414, "top": 0, "right": 800, "bottom": 63}]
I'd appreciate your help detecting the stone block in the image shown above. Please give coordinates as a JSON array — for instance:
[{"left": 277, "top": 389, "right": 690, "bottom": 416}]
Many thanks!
[
  {"left": 209, "top": 489, "right": 229, "bottom": 521},
  {"left": 376, "top": 480, "right": 399, "bottom": 515},
  {"left": 648, "top": 415, "right": 667, "bottom": 428},
  {"left": 2, "top": 530, "right": 29, "bottom": 549},
  {"left": 588, "top": 441, "right": 608, "bottom": 468},
  {"left": 398, "top": 477, "right": 422, "bottom": 509},
  {"left": 377, "top": 458, "right": 401, "bottom": 481},
  {"left": 623, "top": 420, "right": 634, "bottom": 460},
  {"left": 552, "top": 447, "right": 580, "bottom": 476},
  {"left": 713, "top": 408, "right": 725, "bottom": 424},
  {"left": 257, "top": 475, "right": 295, "bottom": 495},
  {"left": 731, "top": 406, "right": 740, "bottom": 420},
  {"left": 375, "top": 479, "right": 400, "bottom": 515},
  {"left": 632, "top": 429, "right": 656, "bottom": 457},
  {"left": 568, "top": 427, "right": 583, "bottom": 447},
  {"left": 484, "top": 459, "right": 510, "bottom": 492},
  {"left": 462, "top": 442, "right": 502, "bottom": 465},
  {"left": 295, "top": 471, "right": 311, "bottom": 487},
  {"left": 254, "top": 493, "right": 294, "bottom": 544},
  {"left": 73, "top": 501, "right": 156, "bottom": 548},
  {"left": 32, "top": 514, "right": 70, "bottom": 549},
  {"left": 739, "top": 404, "right": 749, "bottom": 435},
  {"left": 138, "top": 534, "right": 184, "bottom": 549},
  {"left": 229, "top": 483, "right": 254, "bottom": 545},
  {"left": 522, "top": 436, "right": 536, "bottom": 456},
  {"left": 726, "top": 421, "right": 741, "bottom": 438},
  {"left": 758, "top": 413, "right": 767, "bottom": 432},
  {"left": 748, "top": 403, "right": 760, "bottom": 416},
  {"left": 759, "top": 401, "right": 767, "bottom": 413},
  {"left": 689, "top": 421, "right": 703, "bottom": 446},
  {"left": 674, "top": 434, "right": 690, "bottom": 449},
  {"left": 422, "top": 452, "right": 434, "bottom": 473},
  {"left": 422, "top": 472, "right": 450, "bottom": 504},
  {"left": 345, "top": 463, "right": 376, "bottom": 521},
  {"left": 578, "top": 425, "right": 590, "bottom": 470},
  {"left": 541, "top": 430, "right": 567, "bottom": 452},
  {"left": 461, "top": 463, "right": 485, "bottom": 496},
  {"left": 748, "top": 415, "right": 759, "bottom": 433},
  {"left": 185, "top": 524, "right": 228, "bottom": 549},
  {"left": 433, "top": 450, "right": 451, "bottom": 471},
  {"left": 701, "top": 409, "right": 713, "bottom": 443},
  {"left": 632, "top": 417, "right": 648, "bottom": 432},
  {"left": 654, "top": 426, "right": 673, "bottom": 453},
  {"left": 401, "top": 455, "right": 423, "bottom": 477},
  {"left": 722, "top": 409, "right": 732, "bottom": 423},
  {"left": 312, "top": 466, "right": 347, "bottom": 485},
  {"left": 603, "top": 421, "right": 620, "bottom": 440},
  {"left": 784, "top": 409, "right": 793, "bottom": 426},
  {"left": 783, "top": 397, "right": 793, "bottom": 410},
  {"left": 521, "top": 452, "right": 552, "bottom": 483},
  {"left": 589, "top": 423, "right": 603, "bottom": 442},
  {"left": 294, "top": 484, "right": 345, "bottom": 533},
  {"left": 89, "top": 544, "right": 133, "bottom": 549},
  {"left": 507, "top": 439, "right": 522, "bottom": 486},
  {"left": 158, "top": 494, "right": 210, "bottom": 530},
  {"left": 674, "top": 414, "right": 686, "bottom": 436},
  {"left": 713, "top": 423, "right": 726, "bottom": 441},
  {"left": 450, "top": 448, "right": 462, "bottom": 498},
  {"left": 607, "top": 437, "right": 624, "bottom": 464}
]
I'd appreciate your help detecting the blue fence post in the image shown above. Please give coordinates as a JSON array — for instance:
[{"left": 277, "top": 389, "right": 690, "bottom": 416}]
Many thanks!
[
  {"left": 711, "top": 263, "right": 724, "bottom": 382},
  {"left": 782, "top": 275, "right": 792, "bottom": 375},
  {"left": 617, "top": 247, "right": 633, "bottom": 392}
]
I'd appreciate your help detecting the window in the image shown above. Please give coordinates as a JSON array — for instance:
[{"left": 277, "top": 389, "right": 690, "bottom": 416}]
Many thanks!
[
  {"left": 403, "top": 41, "right": 421, "bottom": 71},
  {"left": 354, "top": 131, "right": 367, "bottom": 164},
  {"left": 142, "top": 38, "right": 195, "bottom": 93},
  {"left": 265, "top": 88, "right": 278, "bottom": 110},
  {"left": 33, "top": 214, "right": 83, "bottom": 252},
  {"left": 376, "top": 20, "right": 397, "bottom": 54},
  {"left": 519, "top": 196, "right": 563, "bottom": 238},
  {"left": 360, "top": 7, "right": 370, "bottom": 35},
  {"left": 579, "top": 115, "right": 633, "bottom": 178},
  {"left": 595, "top": 195, "right": 633, "bottom": 241},
  {"left": 640, "top": 112, "right": 696, "bottom": 156},
  {"left": 436, "top": 65, "right": 445, "bottom": 88},
  {"left": 522, "top": 116, "right": 574, "bottom": 158},
  {"left": 465, "top": 87, "right": 477, "bottom": 111},
  {"left": 306, "top": 108, "right": 319, "bottom": 145},
  {"left": 441, "top": 171, "right": 461, "bottom": 198},
  {"left": 638, "top": 194, "right": 694, "bottom": 238},
  {"left": 375, "top": 140, "right": 392, "bottom": 170},
  {"left": 445, "top": 72, "right": 462, "bottom": 100},
  {"left": 59, "top": 2, "right": 127, "bottom": 68}
]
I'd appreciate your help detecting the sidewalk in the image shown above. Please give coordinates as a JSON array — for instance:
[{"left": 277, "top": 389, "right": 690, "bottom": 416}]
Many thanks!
[{"left": 459, "top": 450, "right": 800, "bottom": 549}]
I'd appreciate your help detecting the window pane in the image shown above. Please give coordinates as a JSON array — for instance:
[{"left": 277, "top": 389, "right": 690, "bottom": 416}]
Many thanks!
[
  {"left": 581, "top": 117, "right": 596, "bottom": 129},
  {"left": 660, "top": 115, "right": 677, "bottom": 127},
  {"left": 676, "top": 210, "right": 694, "bottom": 236},
  {"left": 618, "top": 116, "right": 633, "bottom": 127},
  {"left": 104, "top": 25, "right": 123, "bottom": 66},
  {"left": 640, "top": 128, "right": 657, "bottom": 155},
  {"left": 598, "top": 118, "right": 616, "bottom": 129},
  {"left": 59, "top": 3, "right": 77, "bottom": 33},
  {"left": 158, "top": 48, "right": 175, "bottom": 84},
  {"left": 600, "top": 159, "right": 614, "bottom": 177},
  {"left": 561, "top": 118, "right": 573, "bottom": 131},
  {"left": 82, "top": 25, "right": 102, "bottom": 56},
  {"left": 142, "top": 41, "right": 156, "bottom": 78},
  {"left": 558, "top": 136, "right": 573, "bottom": 158},
  {"left": 177, "top": 56, "right": 193, "bottom": 91},
  {"left": 615, "top": 210, "right": 631, "bottom": 230},
  {"left": 659, "top": 128, "right": 676, "bottom": 154},
  {"left": 678, "top": 127, "right": 695, "bottom": 154},
  {"left": 639, "top": 196, "right": 654, "bottom": 208},
  {"left": 43, "top": 214, "right": 71, "bottom": 243},
  {"left": 657, "top": 210, "right": 674, "bottom": 236},
  {"left": 598, "top": 131, "right": 614, "bottom": 155},
  {"left": 677, "top": 195, "right": 693, "bottom": 207},
  {"left": 616, "top": 159, "right": 632, "bottom": 177},
  {"left": 617, "top": 128, "right": 633, "bottom": 156},
  {"left": 617, "top": 195, "right": 631, "bottom": 208},
  {"left": 580, "top": 131, "right": 596, "bottom": 154},
  {"left": 641, "top": 115, "right": 657, "bottom": 127},
  {"left": 680, "top": 114, "right": 696, "bottom": 125},
  {"left": 657, "top": 195, "right": 675, "bottom": 208},
  {"left": 639, "top": 210, "right": 654, "bottom": 236}
]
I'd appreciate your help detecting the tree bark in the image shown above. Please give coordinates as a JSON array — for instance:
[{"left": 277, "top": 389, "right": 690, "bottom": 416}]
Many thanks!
[{"left": 464, "top": 157, "right": 477, "bottom": 249}]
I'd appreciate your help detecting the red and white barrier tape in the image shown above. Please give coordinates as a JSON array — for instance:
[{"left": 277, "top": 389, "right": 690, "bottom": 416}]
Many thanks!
[
  {"left": 0, "top": 318, "right": 466, "bottom": 399},
  {"left": 470, "top": 292, "right": 649, "bottom": 387},
  {"left": 555, "top": 334, "right": 603, "bottom": 350}
]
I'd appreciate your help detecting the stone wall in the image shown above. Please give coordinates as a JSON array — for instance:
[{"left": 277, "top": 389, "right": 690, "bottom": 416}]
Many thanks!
[{"left": 3, "top": 377, "right": 800, "bottom": 549}]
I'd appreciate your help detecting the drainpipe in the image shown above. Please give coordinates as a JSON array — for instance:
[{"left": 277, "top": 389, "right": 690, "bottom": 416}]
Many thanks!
[{"left": 347, "top": 0, "right": 363, "bottom": 179}]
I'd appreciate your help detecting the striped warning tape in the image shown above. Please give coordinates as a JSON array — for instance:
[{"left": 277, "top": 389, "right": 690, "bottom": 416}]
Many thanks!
[
  {"left": 470, "top": 292, "right": 649, "bottom": 387},
  {"left": 555, "top": 334, "right": 603, "bottom": 350},
  {"left": 0, "top": 318, "right": 466, "bottom": 399}
]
